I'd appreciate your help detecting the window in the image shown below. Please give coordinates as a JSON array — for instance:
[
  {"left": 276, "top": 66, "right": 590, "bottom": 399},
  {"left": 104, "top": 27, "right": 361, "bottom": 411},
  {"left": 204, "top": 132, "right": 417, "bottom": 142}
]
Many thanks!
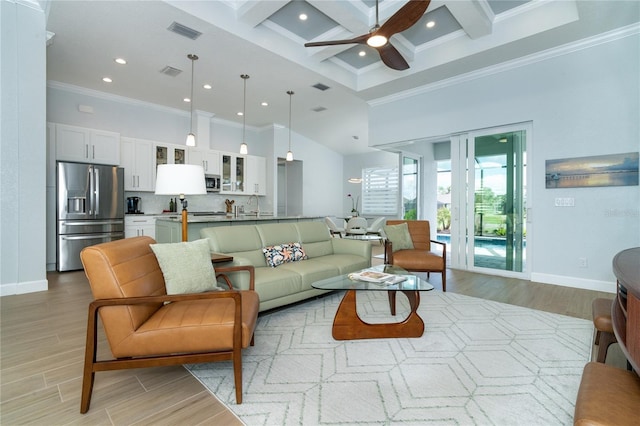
[
  {"left": 402, "top": 156, "right": 419, "bottom": 219},
  {"left": 362, "top": 166, "right": 399, "bottom": 215}
]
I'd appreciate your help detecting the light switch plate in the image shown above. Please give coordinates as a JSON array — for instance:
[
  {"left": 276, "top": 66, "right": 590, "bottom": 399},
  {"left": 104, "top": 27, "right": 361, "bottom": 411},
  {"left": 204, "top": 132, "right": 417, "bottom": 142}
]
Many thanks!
[{"left": 554, "top": 197, "right": 575, "bottom": 207}]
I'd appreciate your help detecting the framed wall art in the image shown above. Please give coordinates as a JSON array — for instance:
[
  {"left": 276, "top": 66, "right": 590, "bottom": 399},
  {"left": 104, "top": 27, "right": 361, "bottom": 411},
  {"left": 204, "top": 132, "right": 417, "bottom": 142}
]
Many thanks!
[{"left": 545, "top": 152, "right": 639, "bottom": 189}]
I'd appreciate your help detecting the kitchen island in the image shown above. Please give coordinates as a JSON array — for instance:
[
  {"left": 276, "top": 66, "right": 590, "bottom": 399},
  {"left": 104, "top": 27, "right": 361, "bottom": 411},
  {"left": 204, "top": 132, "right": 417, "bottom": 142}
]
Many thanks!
[{"left": 155, "top": 214, "right": 324, "bottom": 243}]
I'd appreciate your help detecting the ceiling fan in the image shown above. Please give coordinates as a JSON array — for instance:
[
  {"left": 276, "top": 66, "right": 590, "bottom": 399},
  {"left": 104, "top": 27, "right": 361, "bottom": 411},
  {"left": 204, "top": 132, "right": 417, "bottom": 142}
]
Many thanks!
[{"left": 304, "top": 0, "right": 431, "bottom": 71}]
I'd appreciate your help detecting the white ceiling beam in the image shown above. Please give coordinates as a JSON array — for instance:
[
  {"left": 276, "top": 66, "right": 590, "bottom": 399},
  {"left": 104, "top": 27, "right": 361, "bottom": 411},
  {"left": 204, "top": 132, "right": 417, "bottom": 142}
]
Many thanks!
[
  {"left": 446, "top": 0, "right": 494, "bottom": 40},
  {"left": 235, "top": 0, "right": 289, "bottom": 27}
]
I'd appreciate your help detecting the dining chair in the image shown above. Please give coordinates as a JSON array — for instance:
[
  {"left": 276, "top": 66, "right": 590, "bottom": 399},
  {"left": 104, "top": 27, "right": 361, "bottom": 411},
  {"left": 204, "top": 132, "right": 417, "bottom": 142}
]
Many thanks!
[
  {"left": 324, "top": 216, "right": 345, "bottom": 237},
  {"left": 345, "top": 216, "right": 368, "bottom": 236},
  {"left": 366, "top": 216, "right": 386, "bottom": 244}
]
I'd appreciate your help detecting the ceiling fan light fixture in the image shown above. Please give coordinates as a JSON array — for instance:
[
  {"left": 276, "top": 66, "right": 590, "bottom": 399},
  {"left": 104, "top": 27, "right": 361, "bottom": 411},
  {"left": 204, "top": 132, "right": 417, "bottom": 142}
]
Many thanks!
[
  {"left": 185, "top": 53, "right": 198, "bottom": 147},
  {"left": 367, "top": 34, "right": 387, "bottom": 47}
]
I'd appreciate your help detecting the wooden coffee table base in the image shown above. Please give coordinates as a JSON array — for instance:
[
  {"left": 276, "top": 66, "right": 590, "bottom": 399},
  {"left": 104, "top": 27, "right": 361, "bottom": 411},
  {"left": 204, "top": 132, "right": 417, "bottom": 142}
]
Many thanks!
[{"left": 332, "top": 290, "right": 424, "bottom": 340}]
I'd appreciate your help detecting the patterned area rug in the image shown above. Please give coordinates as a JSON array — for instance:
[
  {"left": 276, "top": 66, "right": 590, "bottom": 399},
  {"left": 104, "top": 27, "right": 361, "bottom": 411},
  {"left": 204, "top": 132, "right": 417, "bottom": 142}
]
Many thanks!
[{"left": 187, "top": 290, "right": 592, "bottom": 425}]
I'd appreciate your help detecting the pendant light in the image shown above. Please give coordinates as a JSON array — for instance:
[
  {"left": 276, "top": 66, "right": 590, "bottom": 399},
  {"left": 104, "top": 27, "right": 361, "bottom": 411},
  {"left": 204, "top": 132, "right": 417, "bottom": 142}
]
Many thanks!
[
  {"left": 185, "top": 54, "right": 198, "bottom": 147},
  {"left": 286, "top": 90, "right": 294, "bottom": 161},
  {"left": 239, "top": 74, "right": 249, "bottom": 155}
]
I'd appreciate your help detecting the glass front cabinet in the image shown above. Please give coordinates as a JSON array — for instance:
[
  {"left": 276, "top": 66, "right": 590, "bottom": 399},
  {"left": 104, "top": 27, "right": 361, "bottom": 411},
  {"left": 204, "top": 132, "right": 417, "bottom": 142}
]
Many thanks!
[
  {"left": 221, "top": 152, "right": 245, "bottom": 193},
  {"left": 154, "top": 143, "right": 187, "bottom": 181}
]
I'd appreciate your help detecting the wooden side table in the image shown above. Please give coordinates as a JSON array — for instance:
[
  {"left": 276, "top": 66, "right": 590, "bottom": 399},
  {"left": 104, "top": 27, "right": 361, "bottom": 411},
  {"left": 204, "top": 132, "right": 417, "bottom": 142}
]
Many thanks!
[
  {"left": 211, "top": 253, "right": 234, "bottom": 264},
  {"left": 611, "top": 247, "right": 640, "bottom": 373}
]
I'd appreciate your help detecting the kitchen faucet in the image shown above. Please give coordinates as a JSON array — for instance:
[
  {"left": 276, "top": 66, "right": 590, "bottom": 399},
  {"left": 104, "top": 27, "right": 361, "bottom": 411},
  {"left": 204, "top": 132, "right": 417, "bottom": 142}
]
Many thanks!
[{"left": 247, "top": 194, "right": 260, "bottom": 216}]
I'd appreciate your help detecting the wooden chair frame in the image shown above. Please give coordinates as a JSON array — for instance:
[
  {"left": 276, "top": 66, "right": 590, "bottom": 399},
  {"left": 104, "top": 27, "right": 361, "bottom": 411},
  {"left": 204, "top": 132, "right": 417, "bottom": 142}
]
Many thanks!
[{"left": 81, "top": 265, "right": 255, "bottom": 414}]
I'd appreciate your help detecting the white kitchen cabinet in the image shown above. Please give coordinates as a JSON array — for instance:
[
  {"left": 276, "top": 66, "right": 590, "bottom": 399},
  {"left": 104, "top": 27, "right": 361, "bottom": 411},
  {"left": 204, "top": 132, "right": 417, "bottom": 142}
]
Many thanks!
[
  {"left": 221, "top": 152, "right": 246, "bottom": 193},
  {"left": 154, "top": 143, "right": 188, "bottom": 187},
  {"left": 125, "top": 216, "right": 156, "bottom": 239},
  {"left": 188, "top": 148, "right": 220, "bottom": 175},
  {"left": 55, "top": 123, "right": 120, "bottom": 165},
  {"left": 245, "top": 155, "right": 266, "bottom": 195},
  {"left": 121, "top": 137, "right": 154, "bottom": 191},
  {"left": 154, "top": 143, "right": 187, "bottom": 169}
]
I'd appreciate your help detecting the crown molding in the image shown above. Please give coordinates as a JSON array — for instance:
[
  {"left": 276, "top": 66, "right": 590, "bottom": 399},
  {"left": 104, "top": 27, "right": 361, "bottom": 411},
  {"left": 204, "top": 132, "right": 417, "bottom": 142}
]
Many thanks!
[
  {"left": 47, "top": 81, "right": 189, "bottom": 116},
  {"left": 369, "top": 23, "right": 640, "bottom": 108},
  {"left": 47, "top": 80, "right": 269, "bottom": 131}
]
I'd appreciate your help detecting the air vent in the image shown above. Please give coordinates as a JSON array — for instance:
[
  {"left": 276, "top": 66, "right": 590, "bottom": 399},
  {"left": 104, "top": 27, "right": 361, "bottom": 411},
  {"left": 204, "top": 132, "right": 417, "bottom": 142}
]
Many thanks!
[
  {"left": 167, "top": 21, "right": 202, "bottom": 40},
  {"left": 312, "top": 106, "right": 327, "bottom": 112},
  {"left": 312, "top": 83, "right": 330, "bottom": 91},
  {"left": 160, "top": 66, "right": 183, "bottom": 77}
]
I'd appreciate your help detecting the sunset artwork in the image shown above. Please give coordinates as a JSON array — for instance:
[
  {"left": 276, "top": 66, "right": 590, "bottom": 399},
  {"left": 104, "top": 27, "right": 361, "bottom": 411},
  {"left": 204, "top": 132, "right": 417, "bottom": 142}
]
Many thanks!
[{"left": 545, "top": 152, "right": 639, "bottom": 188}]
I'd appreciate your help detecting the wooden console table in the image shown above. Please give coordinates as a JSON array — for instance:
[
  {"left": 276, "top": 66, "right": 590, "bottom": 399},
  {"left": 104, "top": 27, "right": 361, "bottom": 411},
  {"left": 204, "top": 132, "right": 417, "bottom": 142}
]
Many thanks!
[{"left": 612, "top": 247, "right": 640, "bottom": 373}]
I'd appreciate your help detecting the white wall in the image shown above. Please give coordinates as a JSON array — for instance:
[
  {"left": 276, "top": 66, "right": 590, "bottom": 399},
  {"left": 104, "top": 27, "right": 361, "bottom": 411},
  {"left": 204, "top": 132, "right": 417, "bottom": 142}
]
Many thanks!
[
  {"left": 272, "top": 125, "right": 344, "bottom": 217},
  {"left": 369, "top": 31, "right": 640, "bottom": 292},
  {"left": 1, "top": 0, "right": 48, "bottom": 295}
]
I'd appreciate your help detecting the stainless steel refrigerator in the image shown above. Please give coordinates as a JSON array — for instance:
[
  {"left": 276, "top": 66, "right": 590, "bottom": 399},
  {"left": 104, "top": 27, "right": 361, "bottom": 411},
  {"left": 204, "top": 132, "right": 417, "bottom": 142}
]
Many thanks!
[{"left": 57, "top": 161, "right": 125, "bottom": 271}]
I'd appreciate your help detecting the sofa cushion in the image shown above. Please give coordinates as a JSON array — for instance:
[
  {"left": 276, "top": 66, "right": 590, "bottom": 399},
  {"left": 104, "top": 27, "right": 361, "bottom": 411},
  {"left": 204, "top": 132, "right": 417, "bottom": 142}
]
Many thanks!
[
  {"left": 279, "top": 259, "right": 340, "bottom": 289},
  {"left": 149, "top": 239, "right": 219, "bottom": 295},
  {"left": 294, "top": 222, "right": 334, "bottom": 258},
  {"left": 257, "top": 223, "right": 300, "bottom": 247},
  {"left": 384, "top": 222, "right": 414, "bottom": 252},
  {"left": 313, "top": 254, "right": 371, "bottom": 275},
  {"left": 253, "top": 267, "right": 304, "bottom": 302},
  {"left": 201, "top": 225, "right": 263, "bottom": 253}
]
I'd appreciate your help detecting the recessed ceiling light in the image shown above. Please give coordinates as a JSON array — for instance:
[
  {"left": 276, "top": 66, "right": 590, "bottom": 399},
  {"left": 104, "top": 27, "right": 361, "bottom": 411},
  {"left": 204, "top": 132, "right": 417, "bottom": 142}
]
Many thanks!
[
  {"left": 114, "top": 58, "right": 127, "bottom": 65},
  {"left": 261, "top": 102, "right": 268, "bottom": 107},
  {"left": 183, "top": 97, "right": 191, "bottom": 103},
  {"left": 426, "top": 21, "right": 435, "bottom": 29},
  {"left": 358, "top": 51, "right": 366, "bottom": 57},
  {"left": 102, "top": 77, "right": 112, "bottom": 83},
  {"left": 299, "top": 13, "right": 308, "bottom": 21},
  {"left": 203, "top": 84, "right": 212, "bottom": 89},
  {"left": 237, "top": 112, "right": 243, "bottom": 116}
]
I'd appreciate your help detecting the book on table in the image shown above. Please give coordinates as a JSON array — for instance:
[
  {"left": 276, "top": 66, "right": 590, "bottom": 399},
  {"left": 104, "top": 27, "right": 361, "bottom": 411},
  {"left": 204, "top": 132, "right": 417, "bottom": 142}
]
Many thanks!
[{"left": 348, "top": 270, "right": 407, "bottom": 285}]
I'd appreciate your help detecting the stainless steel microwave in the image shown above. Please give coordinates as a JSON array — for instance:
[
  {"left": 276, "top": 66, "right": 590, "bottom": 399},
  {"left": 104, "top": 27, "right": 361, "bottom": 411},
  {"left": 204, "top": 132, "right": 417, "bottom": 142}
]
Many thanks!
[{"left": 205, "top": 174, "right": 221, "bottom": 192}]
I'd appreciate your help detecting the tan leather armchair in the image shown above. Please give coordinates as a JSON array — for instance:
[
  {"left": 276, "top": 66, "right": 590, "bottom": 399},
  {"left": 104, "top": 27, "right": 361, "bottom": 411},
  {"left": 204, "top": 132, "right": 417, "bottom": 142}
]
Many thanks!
[
  {"left": 384, "top": 219, "right": 447, "bottom": 292},
  {"left": 79, "top": 236, "right": 259, "bottom": 413}
]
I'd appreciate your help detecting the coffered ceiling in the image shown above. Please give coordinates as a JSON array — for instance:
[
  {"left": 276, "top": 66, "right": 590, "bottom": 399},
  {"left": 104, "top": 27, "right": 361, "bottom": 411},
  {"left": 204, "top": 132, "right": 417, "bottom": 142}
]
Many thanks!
[{"left": 45, "top": 1, "right": 640, "bottom": 155}]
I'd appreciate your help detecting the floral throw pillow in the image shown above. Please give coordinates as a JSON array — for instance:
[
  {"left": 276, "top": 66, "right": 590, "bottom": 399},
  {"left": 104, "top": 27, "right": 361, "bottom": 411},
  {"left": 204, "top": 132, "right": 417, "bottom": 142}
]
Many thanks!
[{"left": 262, "top": 243, "right": 307, "bottom": 268}]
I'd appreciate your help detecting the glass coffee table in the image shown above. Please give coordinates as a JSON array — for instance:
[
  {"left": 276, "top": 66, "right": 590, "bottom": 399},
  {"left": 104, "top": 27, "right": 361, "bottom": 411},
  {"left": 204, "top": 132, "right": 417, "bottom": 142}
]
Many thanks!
[{"left": 312, "top": 265, "right": 434, "bottom": 340}]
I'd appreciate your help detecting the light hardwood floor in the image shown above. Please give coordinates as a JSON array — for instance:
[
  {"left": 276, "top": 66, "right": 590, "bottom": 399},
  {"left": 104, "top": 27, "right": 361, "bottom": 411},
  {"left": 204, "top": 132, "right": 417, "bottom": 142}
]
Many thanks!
[{"left": 0, "top": 243, "right": 619, "bottom": 425}]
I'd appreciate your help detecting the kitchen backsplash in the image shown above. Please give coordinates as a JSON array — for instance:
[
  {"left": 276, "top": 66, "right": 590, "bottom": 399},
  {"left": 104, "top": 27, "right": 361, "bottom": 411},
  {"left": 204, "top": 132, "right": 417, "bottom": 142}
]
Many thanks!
[{"left": 125, "top": 192, "right": 272, "bottom": 215}]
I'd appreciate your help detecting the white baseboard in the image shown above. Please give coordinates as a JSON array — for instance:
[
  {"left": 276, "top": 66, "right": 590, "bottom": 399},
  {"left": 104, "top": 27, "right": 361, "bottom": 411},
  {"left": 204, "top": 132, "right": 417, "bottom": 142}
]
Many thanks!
[
  {"left": 0, "top": 279, "right": 48, "bottom": 297},
  {"left": 531, "top": 273, "right": 616, "bottom": 294}
]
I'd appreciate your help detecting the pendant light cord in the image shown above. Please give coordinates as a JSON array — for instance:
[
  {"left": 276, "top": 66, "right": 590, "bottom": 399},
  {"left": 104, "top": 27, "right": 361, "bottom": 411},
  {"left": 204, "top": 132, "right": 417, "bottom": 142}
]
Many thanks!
[
  {"left": 187, "top": 54, "right": 198, "bottom": 136},
  {"left": 242, "top": 75, "right": 248, "bottom": 143},
  {"left": 287, "top": 90, "right": 294, "bottom": 151}
]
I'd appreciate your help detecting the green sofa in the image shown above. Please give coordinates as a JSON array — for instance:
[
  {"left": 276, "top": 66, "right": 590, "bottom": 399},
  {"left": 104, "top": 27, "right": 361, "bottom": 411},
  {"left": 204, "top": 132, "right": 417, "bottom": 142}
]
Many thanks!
[{"left": 200, "top": 221, "right": 372, "bottom": 312}]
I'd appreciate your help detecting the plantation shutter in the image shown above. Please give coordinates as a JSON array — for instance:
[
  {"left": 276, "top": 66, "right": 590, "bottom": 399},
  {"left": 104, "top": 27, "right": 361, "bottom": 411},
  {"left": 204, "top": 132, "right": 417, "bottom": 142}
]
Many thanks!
[{"left": 362, "top": 166, "right": 399, "bottom": 215}]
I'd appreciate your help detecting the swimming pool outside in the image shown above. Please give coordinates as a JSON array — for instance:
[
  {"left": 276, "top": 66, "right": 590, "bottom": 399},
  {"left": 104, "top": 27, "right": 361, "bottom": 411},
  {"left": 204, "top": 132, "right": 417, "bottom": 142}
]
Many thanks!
[{"left": 436, "top": 233, "right": 527, "bottom": 270}]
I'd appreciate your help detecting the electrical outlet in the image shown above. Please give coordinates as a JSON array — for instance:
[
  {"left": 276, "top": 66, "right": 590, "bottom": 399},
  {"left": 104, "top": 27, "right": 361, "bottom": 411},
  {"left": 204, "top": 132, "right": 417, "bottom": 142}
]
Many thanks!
[{"left": 578, "top": 257, "right": 588, "bottom": 268}]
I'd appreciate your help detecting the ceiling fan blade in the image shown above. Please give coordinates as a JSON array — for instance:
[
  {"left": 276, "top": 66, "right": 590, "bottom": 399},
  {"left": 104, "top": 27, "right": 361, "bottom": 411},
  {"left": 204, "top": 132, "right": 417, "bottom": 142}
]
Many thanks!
[
  {"left": 376, "top": 43, "right": 409, "bottom": 71},
  {"left": 304, "top": 34, "right": 369, "bottom": 48},
  {"left": 377, "top": 0, "right": 431, "bottom": 38}
]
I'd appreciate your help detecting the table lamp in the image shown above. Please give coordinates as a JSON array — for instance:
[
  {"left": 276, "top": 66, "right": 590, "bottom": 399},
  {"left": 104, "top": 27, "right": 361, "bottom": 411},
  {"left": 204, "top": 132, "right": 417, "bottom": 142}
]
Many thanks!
[{"left": 155, "top": 164, "right": 206, "bottom": 241}]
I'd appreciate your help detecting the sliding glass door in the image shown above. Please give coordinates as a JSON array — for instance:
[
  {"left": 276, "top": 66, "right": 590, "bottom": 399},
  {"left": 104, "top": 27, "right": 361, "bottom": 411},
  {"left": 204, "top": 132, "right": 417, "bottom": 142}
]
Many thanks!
[{"left": 451, "top": 123, "right": 529, "bottom": 278}]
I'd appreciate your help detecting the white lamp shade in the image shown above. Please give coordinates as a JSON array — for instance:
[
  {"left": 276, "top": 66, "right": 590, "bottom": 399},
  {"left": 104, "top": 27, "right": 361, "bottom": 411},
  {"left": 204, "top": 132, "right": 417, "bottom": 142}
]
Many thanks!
[{"left": 155, "top": 164, "right": 206, "bottom": 195}]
